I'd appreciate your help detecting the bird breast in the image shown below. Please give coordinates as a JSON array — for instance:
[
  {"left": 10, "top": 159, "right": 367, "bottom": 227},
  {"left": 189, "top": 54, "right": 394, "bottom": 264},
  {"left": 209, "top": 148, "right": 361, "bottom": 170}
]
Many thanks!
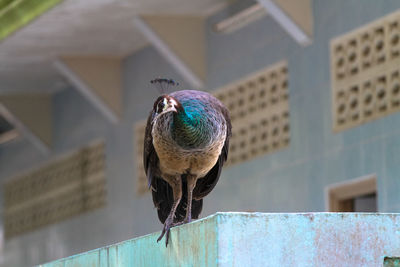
[{"left": 152, "top": 113, "right": 227, "bottom": 177}]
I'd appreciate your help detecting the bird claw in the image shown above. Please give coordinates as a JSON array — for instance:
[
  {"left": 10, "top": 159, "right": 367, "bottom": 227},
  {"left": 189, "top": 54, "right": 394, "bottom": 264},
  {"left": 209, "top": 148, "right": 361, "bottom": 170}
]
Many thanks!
[
  {"left": 157, "top": 219, "right": 183, "bottom": 246},
  {"left": 156, "top": 226, "right": 170, "bottom": 246},
  {"left": 157, "top": 213, "right": 194, "bottom": 246}
]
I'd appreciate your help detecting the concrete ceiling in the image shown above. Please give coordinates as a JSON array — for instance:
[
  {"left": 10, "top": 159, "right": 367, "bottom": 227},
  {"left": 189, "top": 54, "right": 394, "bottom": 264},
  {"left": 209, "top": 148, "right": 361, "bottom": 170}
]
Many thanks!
[{"left": 0, "top": 0, "right": 231, "bottom": 93}]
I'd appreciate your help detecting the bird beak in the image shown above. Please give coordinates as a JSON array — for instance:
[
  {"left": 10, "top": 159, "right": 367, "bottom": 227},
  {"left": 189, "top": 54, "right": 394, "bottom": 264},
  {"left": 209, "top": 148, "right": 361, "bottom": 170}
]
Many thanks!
[
  {"left": 169, "top": 105, "right": 178, "bottom": 113},
  {"left": 161, "top": 104, "right": 177, "bottom": 114},
  {"left": 165, "top": 103, "right": 178, "bottom": 113}
]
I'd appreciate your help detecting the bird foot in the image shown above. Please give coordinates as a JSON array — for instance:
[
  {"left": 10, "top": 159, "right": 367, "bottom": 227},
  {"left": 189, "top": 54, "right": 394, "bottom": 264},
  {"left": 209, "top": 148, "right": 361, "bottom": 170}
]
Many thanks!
[
  {"left": 183, "top": 217, "right": 192, "bottom": 224},
  {"left": 157, "top": 219, "right": 182, "bottom": 246},
  {"left": 157, "top": 215, "right": 194, "bottom": 246}
]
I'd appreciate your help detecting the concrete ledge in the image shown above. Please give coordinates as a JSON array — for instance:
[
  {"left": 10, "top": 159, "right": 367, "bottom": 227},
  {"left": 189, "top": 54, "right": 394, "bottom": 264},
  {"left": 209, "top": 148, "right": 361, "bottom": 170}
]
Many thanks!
[{"left": 40, "top": 212, "right": 400, "bottom": 266}]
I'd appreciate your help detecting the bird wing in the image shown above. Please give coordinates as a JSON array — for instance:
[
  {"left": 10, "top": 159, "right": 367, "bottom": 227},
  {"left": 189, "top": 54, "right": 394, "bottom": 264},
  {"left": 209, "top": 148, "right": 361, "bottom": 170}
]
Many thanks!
[
  {"left": 143, "top": 110, "right": 170, "bottom": 223},
  {"left": 192, "top": 104, "right": 232, "bottom": 200},
  {"left": 143, "top": 110, "right": 159, "bottom": 189}
]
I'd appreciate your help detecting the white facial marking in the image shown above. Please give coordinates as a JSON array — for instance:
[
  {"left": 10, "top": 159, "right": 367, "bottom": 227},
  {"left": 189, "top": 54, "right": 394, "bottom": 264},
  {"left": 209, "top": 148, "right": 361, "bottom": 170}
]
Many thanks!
[{"left": 169, "top": 98, "right": 178, "bottom": 107}]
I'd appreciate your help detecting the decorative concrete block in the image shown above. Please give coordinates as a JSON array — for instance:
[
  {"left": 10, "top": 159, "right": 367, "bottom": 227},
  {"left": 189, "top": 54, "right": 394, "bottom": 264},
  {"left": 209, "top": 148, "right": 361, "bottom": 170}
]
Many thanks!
[{"left": 40, "top": 212, "right": 400, "bottom": 267}]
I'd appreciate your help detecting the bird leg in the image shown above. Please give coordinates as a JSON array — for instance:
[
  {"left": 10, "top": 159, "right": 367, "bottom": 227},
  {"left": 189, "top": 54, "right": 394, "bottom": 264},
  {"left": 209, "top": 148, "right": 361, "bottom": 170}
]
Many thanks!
[
  {"left": 157, "top": 177, "right": 182, "bottom": 246},
  {"left": 183, "top": 175, "right": 197, "bottom": 223}
]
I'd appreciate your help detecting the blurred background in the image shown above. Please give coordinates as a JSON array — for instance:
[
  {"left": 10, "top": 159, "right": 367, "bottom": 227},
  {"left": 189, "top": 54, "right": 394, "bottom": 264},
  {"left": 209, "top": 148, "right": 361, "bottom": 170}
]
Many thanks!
[{"left": 0, "top": 0, "right": 399, "bottom": 266}]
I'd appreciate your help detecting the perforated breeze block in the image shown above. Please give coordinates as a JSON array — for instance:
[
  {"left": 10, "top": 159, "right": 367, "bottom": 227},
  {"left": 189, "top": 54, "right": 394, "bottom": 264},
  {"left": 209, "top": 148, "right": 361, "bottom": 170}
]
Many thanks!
[
  {"left": 4, "top": 142, "right": 106, "bottom": 239},
  {"left": 331, "top": 10, "right": 400, "bottom": 132},
  {"left": 40, "top": 212, "right": 400, "bottom": 267}
]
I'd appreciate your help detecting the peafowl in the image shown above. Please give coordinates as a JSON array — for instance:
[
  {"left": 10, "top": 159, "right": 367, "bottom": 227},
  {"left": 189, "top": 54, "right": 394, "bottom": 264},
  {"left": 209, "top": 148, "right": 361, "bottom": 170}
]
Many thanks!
[{"left": 143, "top": 79, "right": 231, "bottom": 246}]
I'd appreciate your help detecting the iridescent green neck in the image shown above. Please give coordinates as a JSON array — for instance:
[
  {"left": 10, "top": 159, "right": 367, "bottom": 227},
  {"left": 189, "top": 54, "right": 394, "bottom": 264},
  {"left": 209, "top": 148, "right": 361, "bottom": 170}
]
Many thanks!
[{"left": 171, "top": 109, "right": 210, "bottom": 149}]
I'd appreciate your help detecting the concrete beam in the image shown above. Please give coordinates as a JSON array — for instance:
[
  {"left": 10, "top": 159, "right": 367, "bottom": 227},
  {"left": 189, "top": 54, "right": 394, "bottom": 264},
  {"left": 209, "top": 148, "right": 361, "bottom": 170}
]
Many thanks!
[
  {"left": 41, "top": 212, "right": 400, "bottom": 266},
  {"left": 257, "top": 0, "right": 313, "bottom": 45},
  {"left": 55, "top": 56, "right": 122, "bottom": 123},
  {"left": 134, "top": 15, "right": 206, "bottom": 89},
  {"left": 0, "top": 93, "right": 52, "bottom": 153},
  {"left": 214, "top": 3, "right": 268, "bottom": 34}
]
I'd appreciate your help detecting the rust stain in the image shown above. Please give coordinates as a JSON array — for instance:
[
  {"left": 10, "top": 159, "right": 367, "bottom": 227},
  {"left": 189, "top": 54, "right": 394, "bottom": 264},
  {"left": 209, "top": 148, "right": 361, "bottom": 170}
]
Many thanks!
[{"left": 315, "top": 215, "right": 386, "bottom": 266}]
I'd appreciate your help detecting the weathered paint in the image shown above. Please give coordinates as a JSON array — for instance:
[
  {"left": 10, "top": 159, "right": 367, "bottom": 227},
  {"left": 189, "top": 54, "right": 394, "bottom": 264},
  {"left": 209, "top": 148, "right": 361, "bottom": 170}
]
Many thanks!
[
  {"left": 40, "top": 213, "right": 218, "bottom": 267},
  {"left": 40, "top": 212, "right": 400, "bottom": 267}
]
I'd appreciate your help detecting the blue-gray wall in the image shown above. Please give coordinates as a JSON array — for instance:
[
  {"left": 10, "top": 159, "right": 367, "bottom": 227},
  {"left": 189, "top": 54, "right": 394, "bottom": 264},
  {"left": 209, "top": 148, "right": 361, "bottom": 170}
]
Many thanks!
[{"left": 1, "top": 1, "right": 400, "bottom": 266}]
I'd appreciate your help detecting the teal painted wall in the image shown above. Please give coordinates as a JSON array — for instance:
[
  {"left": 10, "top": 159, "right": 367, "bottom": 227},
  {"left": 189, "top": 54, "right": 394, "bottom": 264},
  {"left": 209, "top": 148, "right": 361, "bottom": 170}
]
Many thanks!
[
  {"left": 41, "top": 213, "right": 400, "bottom": 267},
  {"left": 0, "top": 0, "right": 400, "bottom": 266}
]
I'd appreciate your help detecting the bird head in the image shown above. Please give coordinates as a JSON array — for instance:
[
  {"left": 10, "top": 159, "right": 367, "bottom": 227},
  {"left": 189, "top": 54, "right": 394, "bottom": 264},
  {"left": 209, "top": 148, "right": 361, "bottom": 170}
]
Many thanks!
[{"left": 153, "top": 95, "right": 182, "bottom": 116}]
